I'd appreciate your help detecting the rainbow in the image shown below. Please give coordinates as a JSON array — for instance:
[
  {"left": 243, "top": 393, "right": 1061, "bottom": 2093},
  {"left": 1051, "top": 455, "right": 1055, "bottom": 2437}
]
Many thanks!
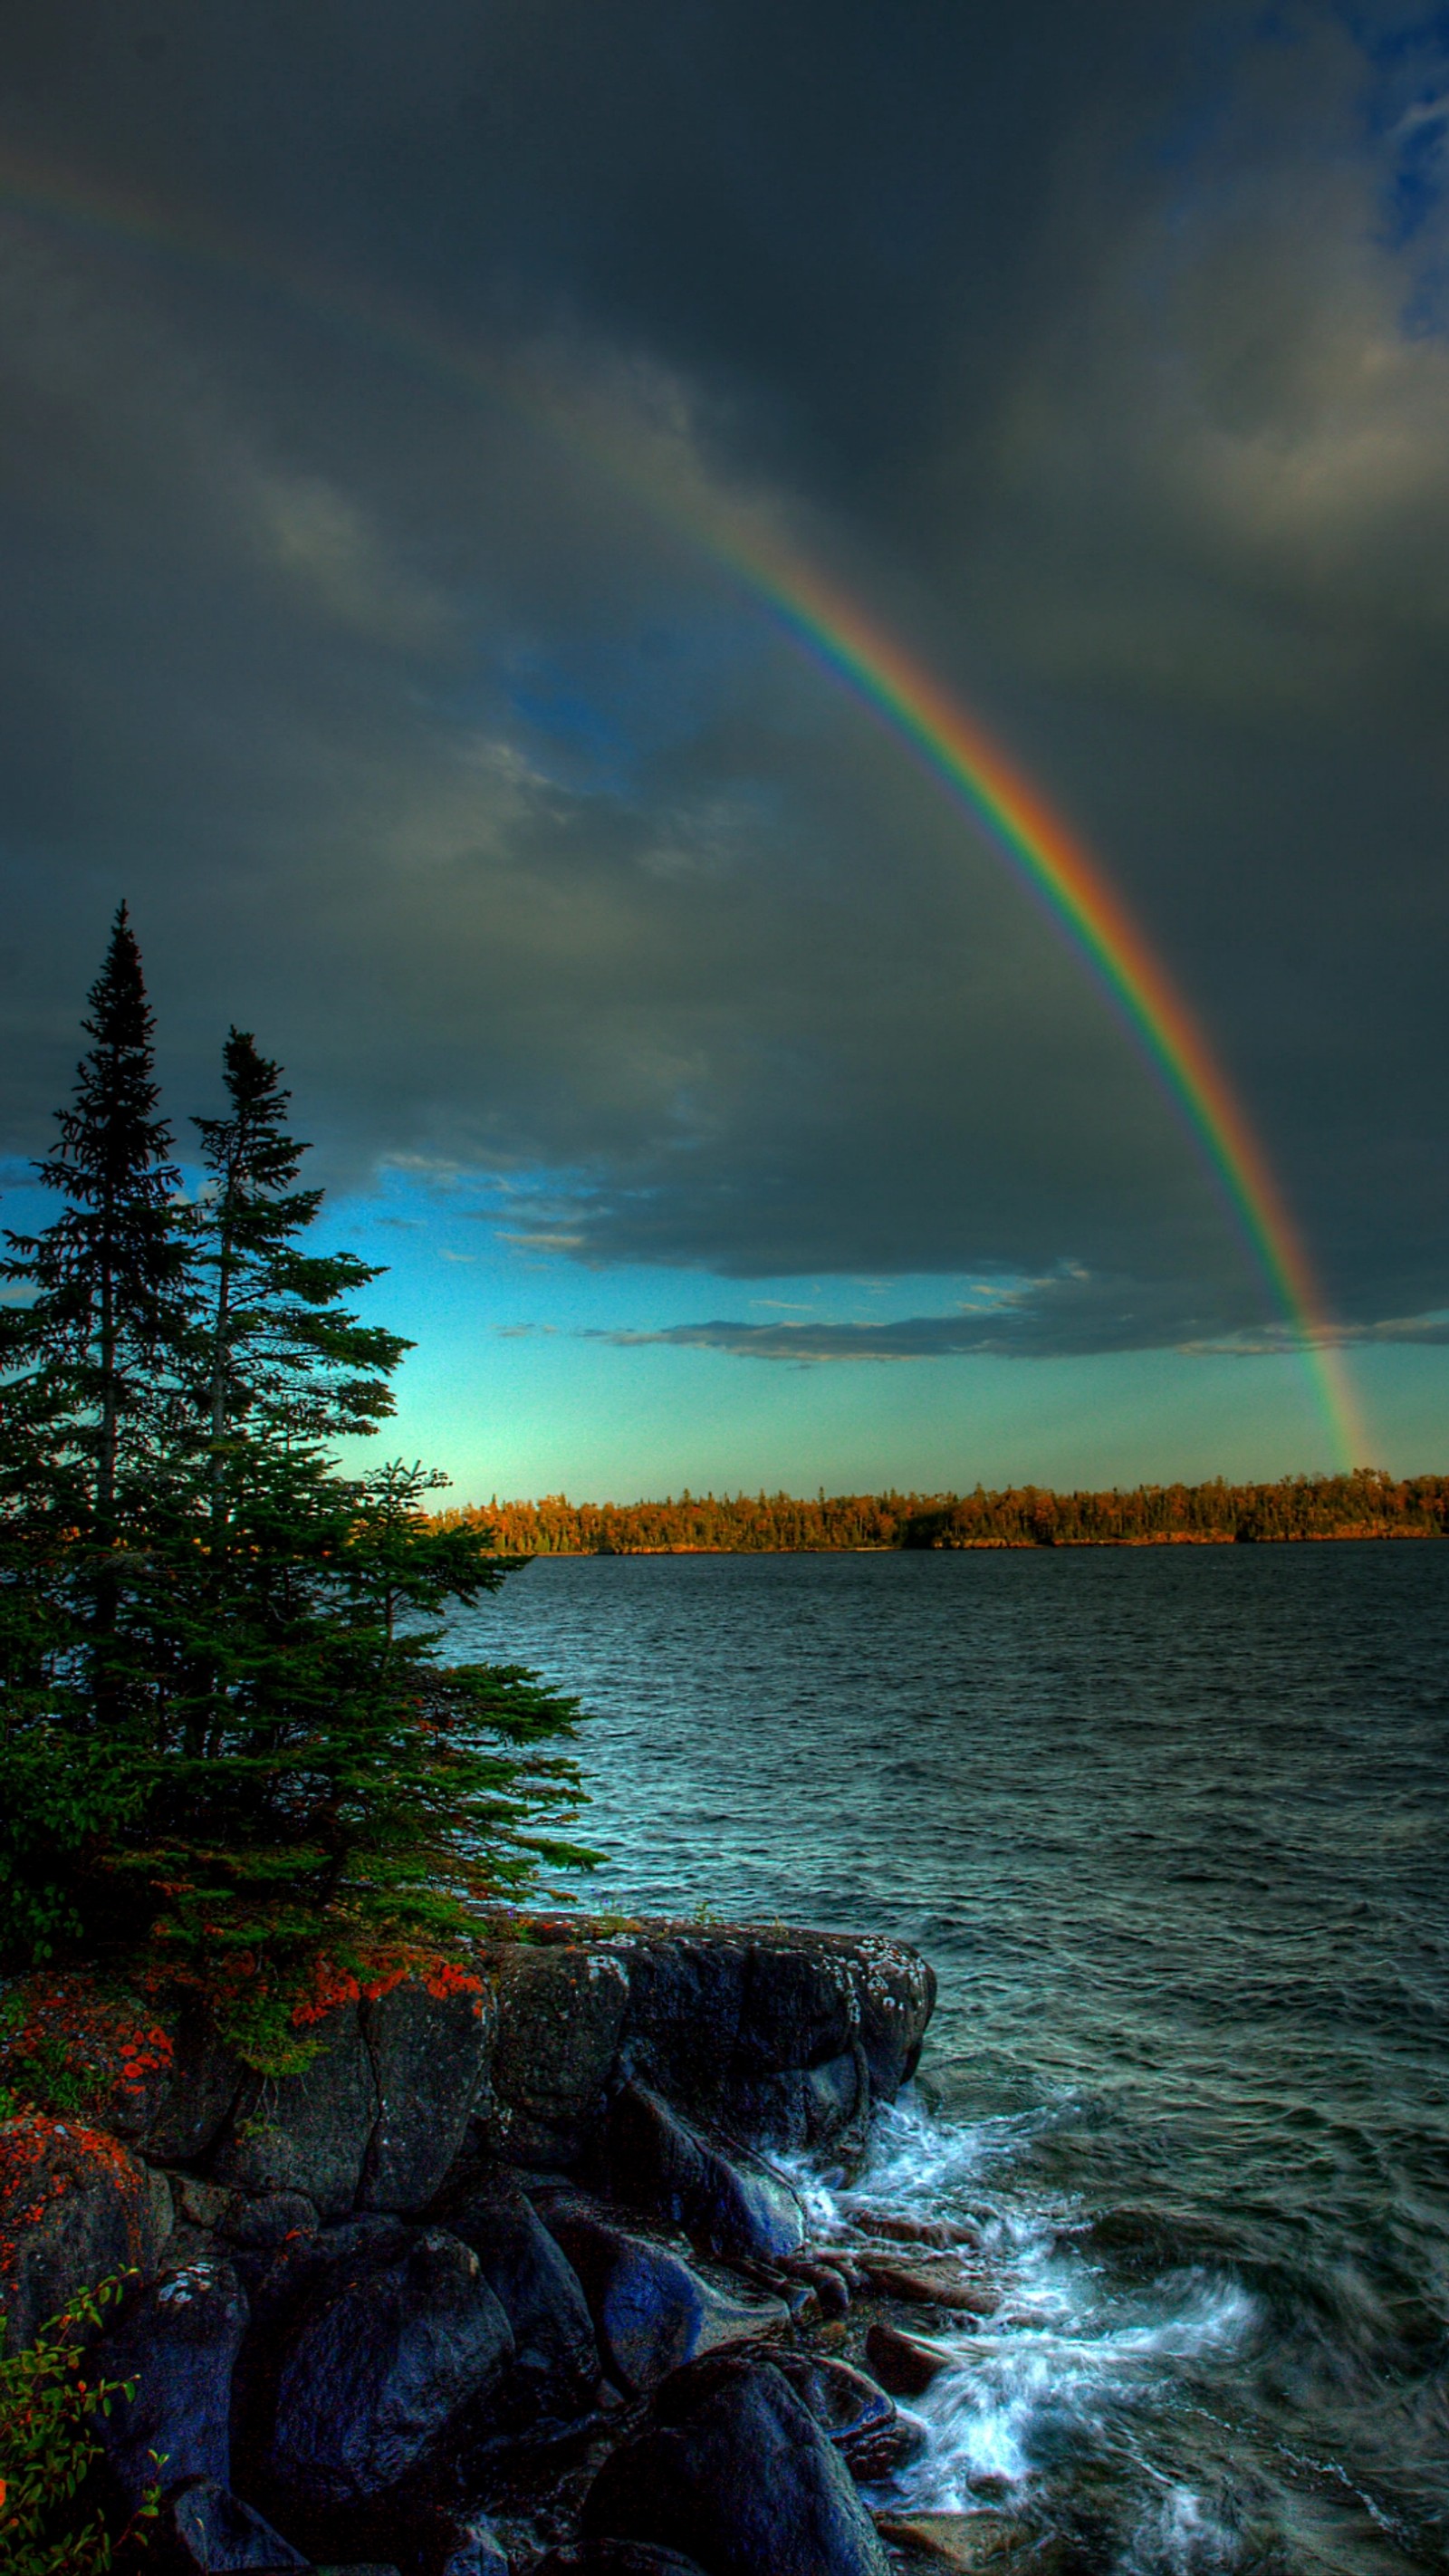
[
  {"left": 0, "top": 143, "right": 1367, "bottom": 1466},
  {"left": 705, "top": 539, "right": 1367, "bottom": 1465}
]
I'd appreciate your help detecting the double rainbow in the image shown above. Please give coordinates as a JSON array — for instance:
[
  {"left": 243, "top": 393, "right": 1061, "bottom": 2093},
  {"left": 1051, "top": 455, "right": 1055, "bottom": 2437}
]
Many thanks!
[{"left": 0, "top": 144, "right": 1367, "bottom": 1466}]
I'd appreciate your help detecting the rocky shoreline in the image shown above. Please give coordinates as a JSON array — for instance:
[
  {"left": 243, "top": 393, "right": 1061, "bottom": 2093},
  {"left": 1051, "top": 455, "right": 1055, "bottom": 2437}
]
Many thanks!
[{"left": 0, "top": 1921, "right": 1045, "bottom": 2576}]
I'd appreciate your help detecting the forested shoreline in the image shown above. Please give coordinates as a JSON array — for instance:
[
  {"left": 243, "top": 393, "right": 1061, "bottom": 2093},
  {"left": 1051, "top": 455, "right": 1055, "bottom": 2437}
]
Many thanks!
[{"left": 441, "top": 1468, "right": 1449, "bottom": 1554}]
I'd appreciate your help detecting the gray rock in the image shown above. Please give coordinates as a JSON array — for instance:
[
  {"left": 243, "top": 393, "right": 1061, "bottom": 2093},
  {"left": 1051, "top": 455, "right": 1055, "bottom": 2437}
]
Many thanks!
[
  {"left": 310, "top": 2565, "right": 404, "bottom": 2576},
  {"left": 263, "top": 2225, "right": 513, "bottom": 2510},
  {"left": 223, "top": 2191, "right": 320, "bottom": 2251},
  {"left": 864, "top": 2318, "right": 953, "bottom": 2397},
  {"left": 140, "top": 2004, "right": 245, "bottom": 2166},
  {"left": 424, "top": 2508, "right": 513, "bottom": 2575},
  {"left": 730, "top": 2043, "right": 873, "bottom": 2158},
  {"left": 238, "top": 2215, "right": 412, "bottom": 2354},
  {"left": 608, "top": 1927, "right": 934, "bottom": 2142},
  {"left": 542, "top": 2202, "right": 789, "bottom": 2396},
  {"left": 533, "top": 2547, "right": 708, "bottom": 2574},
  {"left": 175, "top": 2179, "right": 320, "bottom": 2251},
  {"left": 582, "top": 2352, "right": 891, "bottom": 2575},
  {"left": 844, "top": 1936, "right": 936, "bottom": 2096},
  {"left": 770, "top": 2350, "right": 915, "bottom": 2476},
  {"left": 0, "top": 2114, "right": 169, "bottom": 2354},
  {"left": 478, "top": 1946, "right": 630, "bottom": 2171},
  {"left": 871, "top": 2511, "right": 1043, "bottom": 2572},
  {"left": 151, "top": 2473, "right": 307, "bottom": 2571},
  {"left": 614, "top": 1937, "right": 750, "bottom": 2120},
  {"left": 802, "top": 2047, "right": 869, "bottom": 2143},
  {"left": 437, "top": 2167, "right": 600, "bottom": 2408},
  {"left": 359, "top": 1978, "right": 497, "bottom": 2214},
  {"left": 96, "top": 2257, "right": 248, "bottom": 2504},
  {"left": 735, "top": 1943, "right": 856, "bottom": 2074},
  {"left": 212, "top": 2007, "right": 379, "bottom": 2221},
  {"left": 603, "top": 2081, "right": 804, "bottom": 2263}
]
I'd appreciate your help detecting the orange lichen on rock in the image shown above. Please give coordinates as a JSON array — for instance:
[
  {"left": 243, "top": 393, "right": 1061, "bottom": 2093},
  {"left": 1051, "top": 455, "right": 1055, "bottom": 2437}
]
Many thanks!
[
  {"left": 290, "top": 1946, "right": 484, "bottom": 2030},
  {"left": 0, "top": 2113, "right": 166, "bottom": 2355},
  {"left": 0, "top": 1975, "right": 176, "bottom": 2137}
]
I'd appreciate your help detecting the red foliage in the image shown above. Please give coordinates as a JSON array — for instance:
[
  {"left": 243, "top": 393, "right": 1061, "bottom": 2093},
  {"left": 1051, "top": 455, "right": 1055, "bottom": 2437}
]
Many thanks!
[
  {"left": 287, "top": 1943, "right": 484, "bottom": 2027},
  {"left": 0, "top": 1975, "right": 175, "bottom": 2125}
]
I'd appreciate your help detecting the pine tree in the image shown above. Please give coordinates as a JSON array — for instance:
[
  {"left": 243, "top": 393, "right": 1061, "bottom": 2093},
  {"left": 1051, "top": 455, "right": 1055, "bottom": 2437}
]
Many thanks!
[
  {"left": 0, "top": 911, "right": 187, "bottom": 1956},
  {"left": 189, "top": 1030, "right": 408, "bottom": 1495},
  {"left": 1, "top": 908, "right": 187, "bottom": 1536}
]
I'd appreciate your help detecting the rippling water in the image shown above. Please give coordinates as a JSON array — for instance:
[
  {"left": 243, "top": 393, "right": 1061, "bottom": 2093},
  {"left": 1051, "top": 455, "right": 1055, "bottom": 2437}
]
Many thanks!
[{"left": 450, "top": 1546, "right": 1449, "bottom": 2575}]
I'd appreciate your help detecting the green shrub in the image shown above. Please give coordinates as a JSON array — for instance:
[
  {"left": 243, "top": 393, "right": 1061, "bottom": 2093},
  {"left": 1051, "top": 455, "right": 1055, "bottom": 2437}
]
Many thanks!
[{"left": 0, "top": 2275, "right": 158, "bottom": 2574}]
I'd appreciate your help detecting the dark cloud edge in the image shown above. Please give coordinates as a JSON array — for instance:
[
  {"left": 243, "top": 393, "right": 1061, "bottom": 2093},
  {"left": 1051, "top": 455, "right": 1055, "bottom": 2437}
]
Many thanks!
[{"left": 549, "top": 1308, "right": 1449, "bottom": 1364}]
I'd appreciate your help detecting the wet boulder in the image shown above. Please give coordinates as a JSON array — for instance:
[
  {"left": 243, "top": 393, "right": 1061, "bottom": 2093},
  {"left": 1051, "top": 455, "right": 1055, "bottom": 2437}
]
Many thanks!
[
  {"left": 533, "top": 2547, "right": 709, "bottom": 2574},
  {"left": 857, "top": 2253, "right": 997, "bottom": 2314},
  {"left": 220, "top": 2191, "right": 320, "bottom": 2252},
  {"left": 871, "top": 2511, "right": 1041, "bottom": 2572},
  {"left": 723, "top": 2048, "right": 869, "bottom": 2156},
  {"left": 261, "top": 2225, "right": 513, "bottom": 2512},
  {"left": 734, "top": 1942, "right": 857, "bottom": 2076},
  {"left": 801, "top": 2047, "right": 869, "bottom": 2146},
  {"left": 139, "top": 2003, "right": 246, "bottom": 2167},
  {"left": 582, "top": 2351, "right": 891, "bottom": 2575},
  {"left": 0, "top": 2114, "right": 170, "bottom": 2354},
  {"left": 478, "top": 1946, "right": 630, "bottom": 2171},
  {"left": 174, "top": 2178, "right": 321, "bottom": 2252},
  {"left": 212, "top": 2005, "right": 379, "bottom": 2222},
  {"left": 769, "top": 2350, "right": 916, "bottom": 2477},
  {"left": 614, "top": 1937, "right": 751, "bottom": 2119},
  {"left": 434, "top": 2166, "right": 601, "bottom": 2411},
  {"left": 863, "top": 2318, "right": 953, "bottom": 2398},
  {"left": 542, "top": 2202, "right": 789, "bottom": 2395},
  {"left": 95, "top": 2257, "right": 249, "bottom": 2504},
  {"left": 603, "top": 2082, "right": 804, "bottom": 2263},
  {"left": 359, "top": 1975, "right": 496, "bottom": 2215},
  {"left": 610, "top": 1927, "right": 934, "bottom": 2142},
  {"left": 236, "top": 2215, "right": 413, "bottom": 2369},
  {"left": 150, "top": 2474, "right": 307, "bottom": 2571},
  {"left": 404, "top": 2504, "right": 513, "bottom": 2575},
  {"left": 844, "top": 1936, "right": 936, "bottom": 2096},
  {"left": 417, "top": 2504, "right": 512, "bottom": 2565},
  {"left": 230, "top": 2218, "right": 407, "bottom": 2500}
]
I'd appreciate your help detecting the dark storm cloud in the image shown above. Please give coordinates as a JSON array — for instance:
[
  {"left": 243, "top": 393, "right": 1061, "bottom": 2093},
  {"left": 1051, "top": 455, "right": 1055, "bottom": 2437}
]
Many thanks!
[
  {"left": 589, "top": 1295, "right": 1449, "bottom": 1367},
  {"left": 0, "top": 0, "right": 1445, "bottom": 1354},
  {"left": 589, "top": 1271, "right": 1279, "bottom": 1364}
]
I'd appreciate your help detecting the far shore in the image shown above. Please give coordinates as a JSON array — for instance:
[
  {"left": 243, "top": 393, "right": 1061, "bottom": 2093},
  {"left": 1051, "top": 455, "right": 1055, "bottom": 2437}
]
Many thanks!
[
  {"left": 493, "top": 1529, "right": 1442, "bottom": 1555},
  {"left": 439, "top": 1470, "right": 1447, "bottom": 1556}
]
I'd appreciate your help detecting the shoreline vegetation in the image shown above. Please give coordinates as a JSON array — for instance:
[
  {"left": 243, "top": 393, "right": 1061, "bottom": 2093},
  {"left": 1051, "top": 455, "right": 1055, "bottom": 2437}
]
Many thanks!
[{"left": 440, "top": 1468, "right": 1449, "bottom": 1555}]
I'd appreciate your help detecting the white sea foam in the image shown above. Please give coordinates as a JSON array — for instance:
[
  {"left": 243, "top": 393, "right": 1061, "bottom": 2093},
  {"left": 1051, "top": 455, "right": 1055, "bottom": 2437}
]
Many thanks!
[
  {"left": 794, "top": 2092, "right": 1258, "bottom": 2527},
  {"left": 1118, "top": 2481, "right": 1242, "bottom": 2573},
  {"left": 893, "top": 2270, "right": 1256, "bottom": 2513},
  {"left": 785, "top": 2086, "right": 1070, "bottom": 2236}
]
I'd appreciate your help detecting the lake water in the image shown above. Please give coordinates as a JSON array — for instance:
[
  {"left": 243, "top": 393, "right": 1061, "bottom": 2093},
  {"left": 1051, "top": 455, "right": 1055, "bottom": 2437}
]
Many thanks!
[{"left": 450, "top": 1545, "right": 1449, "bottom": 2576}]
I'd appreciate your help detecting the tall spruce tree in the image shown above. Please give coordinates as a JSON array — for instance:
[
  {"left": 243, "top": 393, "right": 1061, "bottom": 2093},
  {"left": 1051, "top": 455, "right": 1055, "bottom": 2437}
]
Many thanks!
[
  {"left": 1, "top": 908, "right": 187, "bottom": 1535},
  {"left": 190, "top": 1030, "right": 407, "bottom": 1492},
  {"left": 0, "top": 911, "right": 187, "bottom": 1956}
]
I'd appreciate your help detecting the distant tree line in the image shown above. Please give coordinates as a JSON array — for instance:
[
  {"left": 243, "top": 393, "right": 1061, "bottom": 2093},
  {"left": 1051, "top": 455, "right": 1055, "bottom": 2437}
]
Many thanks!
[
  {"left": 443, "top": 1469, "right": 1449, "bottom": 1555},
  {"left": 442, "top": 1489, "right": 926, "bottom": 1553}
]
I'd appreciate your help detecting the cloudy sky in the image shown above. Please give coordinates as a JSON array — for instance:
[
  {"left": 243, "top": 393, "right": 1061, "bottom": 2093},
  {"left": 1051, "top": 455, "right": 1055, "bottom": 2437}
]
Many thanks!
[{"left": 2, "top": 0, "right": 1446, "bottom": 1498}]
